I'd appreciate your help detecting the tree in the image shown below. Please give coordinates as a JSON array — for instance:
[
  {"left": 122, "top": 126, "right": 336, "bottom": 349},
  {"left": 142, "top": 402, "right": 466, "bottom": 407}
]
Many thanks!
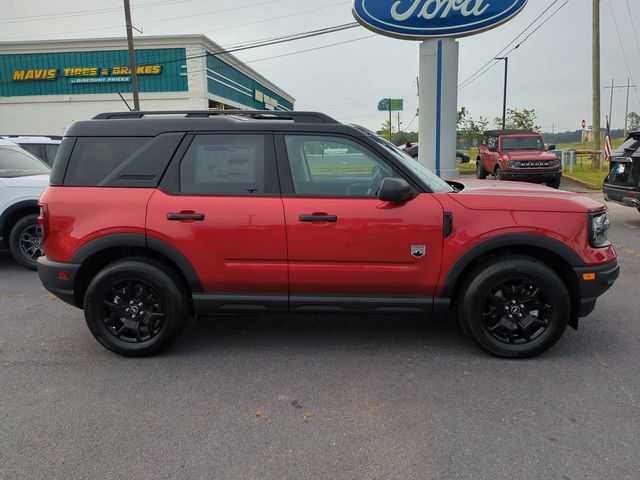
[
  {"left": 494, "top": 108, "right": 541, "bottom": 132},
  {"left": 457, "top": 108, "right": 489, "bottom": 146},
  {"left": 457, "top": 107, "right": 468, "bottom": 130},
  {"left": 379, "top": 120, "right": 395, "bottom": 141},
  {"left": 628, "top": 112, "right": 640, "bottom": 132}
]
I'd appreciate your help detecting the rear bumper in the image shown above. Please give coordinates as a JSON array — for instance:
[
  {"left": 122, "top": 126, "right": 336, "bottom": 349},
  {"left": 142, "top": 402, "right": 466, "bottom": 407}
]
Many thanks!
[
  {"left": 573, "top": 260, "right": 619, "bottom": 317},
  {"left": 603, "top": 185, "right": 640, "bottom": 211},
  {"left": 37, "top": 256, "right": 81, "bottom": 308},
  {"left": 500, "top": 171, "right": 561, "bottom": 183}
]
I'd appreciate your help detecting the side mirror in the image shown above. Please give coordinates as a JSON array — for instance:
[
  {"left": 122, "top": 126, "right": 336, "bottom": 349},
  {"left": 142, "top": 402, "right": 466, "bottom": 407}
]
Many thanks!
[
  {"left": 547, "top": 144, "right": 557, "bottom": 151},
  {"left": 378, "top": 177, "right": 413, "bottom": 203}
]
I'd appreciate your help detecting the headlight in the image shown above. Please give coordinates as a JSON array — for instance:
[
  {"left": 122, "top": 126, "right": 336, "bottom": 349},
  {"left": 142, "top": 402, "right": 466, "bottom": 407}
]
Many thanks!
[
  {"left": 590, "top": 211, "right": 610, "bottom": 247},
  {"left": 551, "top": 159, "right": 561, "bottom": 168}
]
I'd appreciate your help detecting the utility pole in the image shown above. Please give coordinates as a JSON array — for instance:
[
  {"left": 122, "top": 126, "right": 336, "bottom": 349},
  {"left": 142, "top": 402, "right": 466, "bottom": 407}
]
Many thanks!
[
  {"left": 604, "top": 80, "right": 636, "bottom": 135},
  {"left": 625, "top": 77, "right": 631, "bottom": 136},
  {"left": 388, "top": 99, "right": 392, "bottom": 141},
  {"left": 123, "top": 0, "right": 140, "bottom": 111},
  {"left": 397, "top": 112, "right": 402, "bottom": 137},
  {"left": 495, "top": 57, "right": 508, "bottom": 130},
  {"left": 593, "top": 0, "right": 601, "bottom": 168},
  {"left": 608, "top": 78, "right": 614, "bottom": 130}
]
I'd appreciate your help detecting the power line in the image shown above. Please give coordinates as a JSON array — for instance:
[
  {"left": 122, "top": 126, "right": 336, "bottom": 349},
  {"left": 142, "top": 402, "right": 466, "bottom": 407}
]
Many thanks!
[
  {"left": 624, "top": 0, "right": 640, "bottom": 57},
  {"left": 607, "top": 0, "right": 640, "bottom": 108},
  {"left": 0, "top": 1, "right": 349, "bottom": 42},
  {"left": 458, "top": 0, "right": 571, "bottom": 91},
  {"left": 458, "top": 0, "right": 562, "bottom": 89},
  {"left": 0, "top": 23, "right": 366, "bottom": 89},
  {"left": 0, "top": 0, "right": 187, "bottom": 24}
]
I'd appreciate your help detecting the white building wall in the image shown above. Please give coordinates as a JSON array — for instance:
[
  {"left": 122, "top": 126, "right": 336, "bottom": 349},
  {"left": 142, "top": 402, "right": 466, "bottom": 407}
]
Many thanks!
[{"left": 0, "top": 93, "right": 202, "bottom": 135}]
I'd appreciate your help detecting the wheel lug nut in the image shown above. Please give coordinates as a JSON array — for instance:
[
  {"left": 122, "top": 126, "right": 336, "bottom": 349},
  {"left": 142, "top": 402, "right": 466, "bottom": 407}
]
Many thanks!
[
  {"left": 520, "top": 304, "right": 524, "bottom": 308},
  {"left": 138, "top": 302, "right": 143, "bottom": 307},
  {"left": 509, "top": 314, "right": 513, "bottom": 318},
  {"left": 505, "top": 306, "right": 509, "bottom": 311}
]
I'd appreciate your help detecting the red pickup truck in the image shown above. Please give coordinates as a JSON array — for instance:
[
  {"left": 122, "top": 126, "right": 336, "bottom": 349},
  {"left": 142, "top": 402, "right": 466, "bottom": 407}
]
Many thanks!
[{"left": 476, "top": 130, "right": 562, "bottom": 188}]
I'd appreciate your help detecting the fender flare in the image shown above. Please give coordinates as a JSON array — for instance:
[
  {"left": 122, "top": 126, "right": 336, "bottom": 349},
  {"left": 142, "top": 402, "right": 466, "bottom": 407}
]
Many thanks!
[
  {"left": 71, "top": 233, "right": 203, "bottom": 292},
  {"left": 440, "top": 233, "right": 584, "bottom": 298},
  {"left": 0, "top": 199, "right": 39, "bottom": 239}
]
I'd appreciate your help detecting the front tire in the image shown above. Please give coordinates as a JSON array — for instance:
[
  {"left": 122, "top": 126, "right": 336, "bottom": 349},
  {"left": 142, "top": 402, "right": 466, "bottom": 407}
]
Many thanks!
[
  {"left": 9, "top": 214, "right": 42, "bottom": 270},
  {"left": 548, "top": 177, "right": 562, "bottom": 189},
  {"left": 83, "top": 259, "right": 190, "bottom": 357},
  {"left": 476, "top": 160, "right": 488, "bottom": 179},
  {"left": 495, "top": 166, "right": 504, "bottom": 181},
  {"left": 458, "top": 256, "right": 570, "bottom": 358}
]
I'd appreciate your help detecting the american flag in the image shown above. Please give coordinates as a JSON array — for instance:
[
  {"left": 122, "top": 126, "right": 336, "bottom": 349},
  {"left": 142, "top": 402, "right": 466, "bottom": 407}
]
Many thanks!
[{"left": 604, "top": 116, "right": 613, "bottom": 162}]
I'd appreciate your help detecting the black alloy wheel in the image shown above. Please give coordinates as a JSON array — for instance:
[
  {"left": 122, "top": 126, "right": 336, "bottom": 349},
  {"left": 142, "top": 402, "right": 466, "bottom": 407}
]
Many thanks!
[
  {"left": 458, "top": 256, "right": 570, "bottom": 358},
  {"left": 9, "top": 214, "right": 43, "bottom": 270},
  {"left": 102, "top": 279, "right": 166, "bottom": 343},
  {"left": 84, "top": 259, "right": 189, "bottom": 357},
  {"left": 481, "top": 278, "right": 552, "bottom": 345}
]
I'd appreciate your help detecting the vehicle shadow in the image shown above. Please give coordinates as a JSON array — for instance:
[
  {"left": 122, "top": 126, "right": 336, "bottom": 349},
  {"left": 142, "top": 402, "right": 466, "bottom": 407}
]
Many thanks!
[{"left": 172, "top": 312, "right": 476, "bottom": 358}]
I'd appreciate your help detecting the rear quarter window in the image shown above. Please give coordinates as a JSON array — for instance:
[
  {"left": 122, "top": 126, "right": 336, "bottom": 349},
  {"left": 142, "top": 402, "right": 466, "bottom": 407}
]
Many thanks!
[{"left": 63, "top": 137, "right": 150, "bottom": 186}]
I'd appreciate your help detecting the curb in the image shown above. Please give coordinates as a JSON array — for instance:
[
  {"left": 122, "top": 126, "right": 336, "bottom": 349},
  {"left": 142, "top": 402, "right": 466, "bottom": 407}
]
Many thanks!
[{"left": 562, "top": 174, "right": 602, "bottom": 191}]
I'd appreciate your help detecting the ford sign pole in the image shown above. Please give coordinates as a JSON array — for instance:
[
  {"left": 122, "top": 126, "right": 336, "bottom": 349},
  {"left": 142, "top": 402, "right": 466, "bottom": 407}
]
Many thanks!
[{"left": 352, "top": 0, "right": 528, "bottom": 179}]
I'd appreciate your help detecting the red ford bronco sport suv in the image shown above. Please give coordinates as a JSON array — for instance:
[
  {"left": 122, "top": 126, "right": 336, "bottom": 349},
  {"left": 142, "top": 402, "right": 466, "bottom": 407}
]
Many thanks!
[
  {"left": 477, "top": 130, "right": 562, "bottom": 188},
  {"left": 37, "top": 111, "right": 618, "bottom": 358}
]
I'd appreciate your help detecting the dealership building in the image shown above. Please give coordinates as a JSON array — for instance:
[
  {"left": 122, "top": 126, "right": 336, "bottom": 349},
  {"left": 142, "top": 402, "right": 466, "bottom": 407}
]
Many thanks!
[{"left": 0, "top": 35, "right": 295, "bottom": 135}]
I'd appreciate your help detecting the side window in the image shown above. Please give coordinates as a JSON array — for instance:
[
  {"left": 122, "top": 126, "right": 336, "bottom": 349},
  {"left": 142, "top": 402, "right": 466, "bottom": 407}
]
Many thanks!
[
  {"left": 64, "top": 137, "right": 149, "bottom": 186},
  {"left": 284, "top": 135, "right": 394, "bottom": 197},
  {"left": 44, "top": 144, "right": 60, "bottom": 166},
  {"left": 179, "top": 135, "right": 265, "bottom": 196},
  {"left": 20, "top": 144, "right": 43, "bottom": 160},
  {"left": 487, "top": 137, "right": 497, "bottom": 150}
]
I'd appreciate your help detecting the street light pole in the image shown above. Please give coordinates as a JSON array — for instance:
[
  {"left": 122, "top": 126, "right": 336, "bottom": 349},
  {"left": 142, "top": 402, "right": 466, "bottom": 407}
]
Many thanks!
[
  {"left": 123, "top": 0, "right": 140, "bottom": 111},
  {"left": 496, "top": 57, "right": 508, "bottom": 130}
]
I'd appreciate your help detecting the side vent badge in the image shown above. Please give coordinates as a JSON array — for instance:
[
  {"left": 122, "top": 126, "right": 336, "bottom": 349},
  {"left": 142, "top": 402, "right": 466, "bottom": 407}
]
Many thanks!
[{"left": 411, "top": 245, "right": 426, "bottom": 258}]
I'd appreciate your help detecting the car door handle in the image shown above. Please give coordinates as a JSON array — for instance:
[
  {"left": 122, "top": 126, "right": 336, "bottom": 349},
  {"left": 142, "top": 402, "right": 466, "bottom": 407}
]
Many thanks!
[
  {"left": 167, "top": 212, "right": 205, "bottom": 221},
  {"left": 299, "top": 214, "right": 338, "bottom": 223}
]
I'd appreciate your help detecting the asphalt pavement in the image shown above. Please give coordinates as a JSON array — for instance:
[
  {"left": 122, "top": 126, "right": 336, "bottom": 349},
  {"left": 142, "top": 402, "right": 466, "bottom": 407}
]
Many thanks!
[{"left": 1, "top": 179, "right": 639, "bottom": 480}]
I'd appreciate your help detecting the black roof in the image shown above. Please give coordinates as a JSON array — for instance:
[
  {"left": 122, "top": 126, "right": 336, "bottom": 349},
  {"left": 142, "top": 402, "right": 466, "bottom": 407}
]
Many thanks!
[
  {"left": 484, "top": 129, "right": 536, "bottom": 136},
  {"left": 65, "top": 110, "right": 357, "bottom": 137}
]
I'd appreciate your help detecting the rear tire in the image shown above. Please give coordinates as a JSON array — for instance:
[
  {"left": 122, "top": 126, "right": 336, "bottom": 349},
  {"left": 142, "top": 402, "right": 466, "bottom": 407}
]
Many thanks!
[
  {"left": 9, "top": 214, "right": 42, "bottom": 270},
  {"left": 83, "top": 259, "right": 190, "bottom": 357},
  {"left": 476, "top": 160, "right": 488, "bottom": 179},
  {"left": 458, "top": 256, "right": 570, "bottom": 358}
]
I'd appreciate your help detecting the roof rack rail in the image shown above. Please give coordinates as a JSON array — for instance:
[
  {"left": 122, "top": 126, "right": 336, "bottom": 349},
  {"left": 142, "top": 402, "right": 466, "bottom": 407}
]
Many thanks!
[{"left": 93, "top": 110, "right": 339, "bottom": 124}]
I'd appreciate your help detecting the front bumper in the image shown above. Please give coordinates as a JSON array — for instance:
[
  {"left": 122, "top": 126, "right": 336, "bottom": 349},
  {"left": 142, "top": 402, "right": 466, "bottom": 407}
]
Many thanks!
[
  {"left": 500, "top": 171, "right": 562, "bottom": 183},
  {"left": 573, "top": 260, "right": 620, "bottom": 317},
  {"left": 37, "top": 256, "right": 81, "bottom": 308}
]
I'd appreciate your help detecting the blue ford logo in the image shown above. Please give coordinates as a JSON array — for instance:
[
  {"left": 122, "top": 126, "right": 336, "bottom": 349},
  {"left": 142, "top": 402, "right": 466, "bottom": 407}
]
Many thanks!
[{"left": 352, "top": 0, "right": 528, "bottom": 39}]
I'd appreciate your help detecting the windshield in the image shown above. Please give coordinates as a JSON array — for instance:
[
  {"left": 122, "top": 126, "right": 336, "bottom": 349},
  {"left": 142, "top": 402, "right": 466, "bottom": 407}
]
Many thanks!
[
  {"left": 501, "top": 136, "right": 544, "bottom": 151},
  {"left": 0, "top": 144, "right": 51, "bottom": 177},
  {"left": 364, "top": 133, "right": 455, "bottom": 193}
]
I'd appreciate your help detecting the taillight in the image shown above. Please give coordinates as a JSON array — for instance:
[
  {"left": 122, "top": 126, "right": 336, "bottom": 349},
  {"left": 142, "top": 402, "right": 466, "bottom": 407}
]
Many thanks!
[{"left": 38, "top": 203, "right": 49, "bottom": 243}]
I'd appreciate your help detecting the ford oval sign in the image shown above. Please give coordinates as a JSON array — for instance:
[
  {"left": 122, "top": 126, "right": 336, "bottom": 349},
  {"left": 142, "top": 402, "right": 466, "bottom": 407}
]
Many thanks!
[{"left": 352, "top": 0, "right": 528, "bottom": 40}]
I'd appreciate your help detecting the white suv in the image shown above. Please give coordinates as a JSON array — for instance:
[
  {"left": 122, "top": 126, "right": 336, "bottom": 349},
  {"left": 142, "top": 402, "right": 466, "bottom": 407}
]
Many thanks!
[
  {"left": 0, "top": 139, "right": 51, "bottom": 269},
  {"left": 2, "top": 136, "right": 62, "bottom": 167}
]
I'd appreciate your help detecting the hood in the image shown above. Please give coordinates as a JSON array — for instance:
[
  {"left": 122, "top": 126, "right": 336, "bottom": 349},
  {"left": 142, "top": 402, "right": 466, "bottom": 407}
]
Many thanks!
[
  {"left": 503, "top": 150, "right": 558, "bottom": 161},
  {"left": 0, "top": 174, "right": 50, "bottom": 189},
  {"left": 449, "top": 179, "right": 606, "bottom": 213}
]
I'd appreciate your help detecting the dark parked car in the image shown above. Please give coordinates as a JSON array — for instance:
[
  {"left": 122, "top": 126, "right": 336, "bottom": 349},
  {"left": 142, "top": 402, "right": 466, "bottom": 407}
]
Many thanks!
[
  {"left": 603, "top": 130, "right": 640, "bottom": 213},
  {"left": 402, "top": 143, "right": 470, "bottom": 163}
]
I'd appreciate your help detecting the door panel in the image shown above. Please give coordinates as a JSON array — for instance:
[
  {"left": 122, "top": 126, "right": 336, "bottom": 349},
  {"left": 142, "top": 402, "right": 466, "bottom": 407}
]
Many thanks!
[
  {"left": 147, "top": 191, "right": 287, "bottom": 293},
  {"left": 147, "top": 133, "right": 287, "bottom": 294},
  {"left": 283, "top": 194, "right": 443, "bottom": 296}
]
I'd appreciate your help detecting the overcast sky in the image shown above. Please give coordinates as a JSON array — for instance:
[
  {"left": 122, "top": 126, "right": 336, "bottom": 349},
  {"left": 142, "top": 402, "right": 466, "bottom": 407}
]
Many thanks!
[{"left": 1, "top": 0, "right": 638, "bottom": 133}]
